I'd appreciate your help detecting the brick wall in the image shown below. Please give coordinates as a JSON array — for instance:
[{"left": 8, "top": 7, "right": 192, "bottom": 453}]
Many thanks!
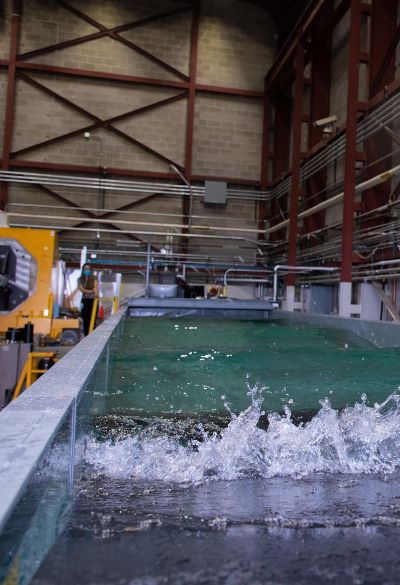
[
  {"left": 197, "top": 0, "right": 275, "bottom": 92},
  {"left": 0, "top": 0, "right": 275, "bottom": 259},
  {"left": 192, "top": 94, "right": 263, "bottom": 180},
  {"left": 0, "top": 71, "right": 6, "bottom": 153},
  {"left": 1, "top": 0, "right": 275, "bottom": 179}
]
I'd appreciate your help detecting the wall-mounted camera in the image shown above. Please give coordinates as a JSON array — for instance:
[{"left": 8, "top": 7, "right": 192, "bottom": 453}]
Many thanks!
[
  {"left": 313, "top": 115, "right": 338, "bottom": 138},
  {"left": 313, "top": 115, "right": 338, "bottom": 128}
]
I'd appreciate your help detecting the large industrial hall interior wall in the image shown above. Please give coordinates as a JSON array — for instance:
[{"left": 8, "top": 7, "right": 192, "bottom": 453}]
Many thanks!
[
  {"left": 1, "top": 0, "right": 400, "bottom": 319},
  {"left": 0, "top": 0, "right": 276, "bottom": 262}
]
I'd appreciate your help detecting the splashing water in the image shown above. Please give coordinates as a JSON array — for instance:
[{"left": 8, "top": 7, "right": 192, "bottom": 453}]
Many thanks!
[{"left": 83, "top": 386, "right": 400, "bottom": 485}]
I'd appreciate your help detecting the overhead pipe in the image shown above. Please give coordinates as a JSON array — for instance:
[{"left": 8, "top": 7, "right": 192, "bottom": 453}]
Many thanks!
[
  {"left": 9, "top": 222, "right": 266, "bottom": 243},
  {"left": 267, "top": 162, "right": 400, "bottom": 236},
  {"left": 271, "top": 89, "right": 400, "bottom": 199},
  {"left": 170, "top": 165, "right": 194, "bottom": 229},
  {"left": 272, "top": 265, "right": 337, "bottom": 303},
  {"left": 0, "top": 170, "right": 271, "bottom": 201},
  {"left": 145, "top": 242, "right": 151, "bottom": 297},
  {"left": 8, "top": 202, "right": 251, "bottom": 225},
  {"left": 8, "top": 212, "right": 264, "bottom": 235},
  {"left": 223, "top": 267, "right": 272, "bottom": 288}
]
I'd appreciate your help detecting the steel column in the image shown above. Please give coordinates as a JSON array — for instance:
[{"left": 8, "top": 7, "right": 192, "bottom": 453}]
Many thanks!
[
  {"left": 258, "top": 89, "right": 272, "bottom": 240},
  {"left": 35, "top": 184, "right": 149, "bottom": 245},
  {"left": 182, "top": 2, "right": 200, "bottom": 253},
  {"left": 11, "top": 84, "right": 187, "bottom": 158},
  {"left": 287, "top": 41, "right": 305, "bottom": 285},
  {"left": 14, "top": 73, "right": 181, "bottom": 168},
  {"left": 272, "top": 96, "right": 291, "bottom": 182},
  {"left": 1, "top": 1, "right": 21, "bottom": 210},
  {"left": 369, "top": 0, "right": 398, "bottom": 97},
  {"left": 0, "top": 60, "right": 264, "bottom": 97},
  {"left": 265, "top": 0, "right": 326, "bottom": 91},
  {"left": 20, "top": 1, "right": 191, "bottom": 81},
  {"left": 308, "top": 2, "right": 333, "bottom": 149},
  {"left": 304, "top": 0, "right": 333, "bottom": 237},
  {"left": 184, "top": 1, "right": 200, "bottom": 178},
  {"left": 340, "top": 0, "right": 363, "bottom": 286},
  {"left": 269, "top": 94, "right": 291, "bottom": 243},
  {"left": 362, "top": 0, "right": 397, "bottom": 225}
]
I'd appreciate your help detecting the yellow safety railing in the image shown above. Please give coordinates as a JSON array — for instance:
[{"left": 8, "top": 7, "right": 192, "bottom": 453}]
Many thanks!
[
  {"left": 88, "top": 297, "right": 99, "bottom": 335},
  {"left": 47, "top": 292, "right": 53, "bottom": 318},
  {"left": 112, "top": 296, "right": 119, "bottom": 314},
  {"left": 12, "top": 352, "right": 58, "bottom": 400}
]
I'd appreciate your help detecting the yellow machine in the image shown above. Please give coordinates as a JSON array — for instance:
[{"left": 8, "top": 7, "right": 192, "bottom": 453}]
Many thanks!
[{"left": 0, "top": 227, "right": 79, "bottom": 336}]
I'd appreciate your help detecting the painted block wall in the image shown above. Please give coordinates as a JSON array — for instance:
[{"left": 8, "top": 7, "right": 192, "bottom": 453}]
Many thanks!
[
  {"left": 0, "top": 0, "right": 275, "bottom": 257},
  {"left": 1, "top": 0, "right": 275, "bottom": 179}
]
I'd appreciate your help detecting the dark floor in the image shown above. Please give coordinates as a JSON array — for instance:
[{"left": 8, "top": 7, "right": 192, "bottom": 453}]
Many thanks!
[{"left": 31, "top": 475, "right": 400, "bottom": 585}]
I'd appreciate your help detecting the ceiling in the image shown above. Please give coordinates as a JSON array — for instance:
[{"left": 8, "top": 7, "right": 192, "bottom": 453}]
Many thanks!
[{"left": 243, "top": 0, "right": 310, "bottom": 46}]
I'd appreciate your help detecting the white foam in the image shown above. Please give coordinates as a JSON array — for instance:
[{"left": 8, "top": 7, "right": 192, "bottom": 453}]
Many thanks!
[{"left": 83, "top": 386, "right": 400, "bottom": 485}]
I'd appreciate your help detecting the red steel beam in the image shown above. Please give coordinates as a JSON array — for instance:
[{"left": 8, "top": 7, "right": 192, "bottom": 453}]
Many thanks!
[
  {"left": 272, "top": 95, "right": 291, "bottom": 182},
  {"left": 37, "top": 184, "right": 161, "bottom": 221},
  {"left": 341, "top": 0, "right": 363, "bottom": 283},
  {"left": 8, "top": 159, "right": 175, "bottom": 179},
  {"left": 0, "top": 1, "right": 21, "bottom": 210},
  {"left": 34, "top": 184, "right": 153, "bottom": 245},
  {"left": 184, "top": 1, "right": 200, "bottom": 178},
  {"left": 370, "top": 0, "right": 398, "bottom": 97},
  {"left": 270, "top": 93, "right": 291, "bottom": 242},
  {"left": 265, "top": 0, "right": 326, "bottom": 90},
  {"left": 260, "top": 90, "right": 272, "bottom": 191},
  {"left": 308, "top": 1, "right": 333, "bottom": 149},
  {"left": 16, "top": 61, "right": 189, "bottom": 89},
  {"left": 182, "top": 1, "right": 200, "bottom": 253},
  {"left": 19, "top": 3, "right": 191, "bottom": 82},
  {"left": 57, "top": 193, "right": 163, "bottom": 233},
  {"left": 258, "top": 89, "right": 272, "bottom": 240},
  {"left": 0, "top": 59, "right": 264, "bottom": 98},
  {"left": 362, "top": 0, "right": 397, "bottom": 226},
  {"left": 109, "top": 36, "right": 188, "bottom": 83},
  {"left": 287, "top": 41, "right": 305, "bottom": 285},
  {"left": 12, "top": 84, "right": 187, "bottom": 158},
  {"left": 56, "top": 1, "right": 189, "bottom": 81},
  {"left": 4, "top": 159, "right": 260, "bottom": 186},
  {"left": 15, "top": 73, "right": 181, "bottom": 168},
  {"left": 304, "top": 0, "right": 333, "bottom": 237},
  {"left": 266, "top": 0, "right": 351, "bottom": 94},
  {"left": 195, "top": 84, "right": 263, "bottom": 98}
]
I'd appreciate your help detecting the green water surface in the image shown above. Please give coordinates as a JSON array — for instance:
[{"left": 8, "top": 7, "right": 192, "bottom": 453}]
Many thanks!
[{"left": 105, "top": 319, "right": 400, "bottom": 414}]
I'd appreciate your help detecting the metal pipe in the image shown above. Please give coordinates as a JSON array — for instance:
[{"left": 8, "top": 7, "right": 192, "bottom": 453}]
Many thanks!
[
  {"left": 272, "top": 265, "right": 337, "bottom": 303},
  {"left": 223, "top": 278, "right": 271, "bottom": 284},
  {"left": 9, "top": 222, "right": 261, "bottom": 242},
  {"left": 7, "top": 202, "right": 252, "bottom": 225},
  {"left": 170, "top": 165, "right": 194, "bottom": 229},
  {"left": 223, "top": 267, "right": 272, "bottom": 287},
  {"left": 0, "top": 170, "right": 271, "bottom": 201},
  {"left": 270, "top": 89, "right": 400, "bottom": 198},
  {"left": 267, "top": 162, "right": 400, "bottom": 235},
  {"left": 7, "top": 211, "right": 264, "bottom": 234},
  {"left": 145, "top": 242, "right": 151, "bottom": 297}
]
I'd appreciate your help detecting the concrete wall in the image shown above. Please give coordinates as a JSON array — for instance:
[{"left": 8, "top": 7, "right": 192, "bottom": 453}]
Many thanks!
[{"left": 274, "top": 309, "right": 400, "bottom": 348}]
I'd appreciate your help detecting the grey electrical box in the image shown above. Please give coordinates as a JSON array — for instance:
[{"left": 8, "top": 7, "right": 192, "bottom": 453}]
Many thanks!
[
  {"left": 308, "top": 285, "right": 334, "bottom": 315},
  {"left": 0, "top": 343, "right": 30, "bottom": 409},
  {"left": 204, "top": 181, "right": 227, "bottom": 205}
]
